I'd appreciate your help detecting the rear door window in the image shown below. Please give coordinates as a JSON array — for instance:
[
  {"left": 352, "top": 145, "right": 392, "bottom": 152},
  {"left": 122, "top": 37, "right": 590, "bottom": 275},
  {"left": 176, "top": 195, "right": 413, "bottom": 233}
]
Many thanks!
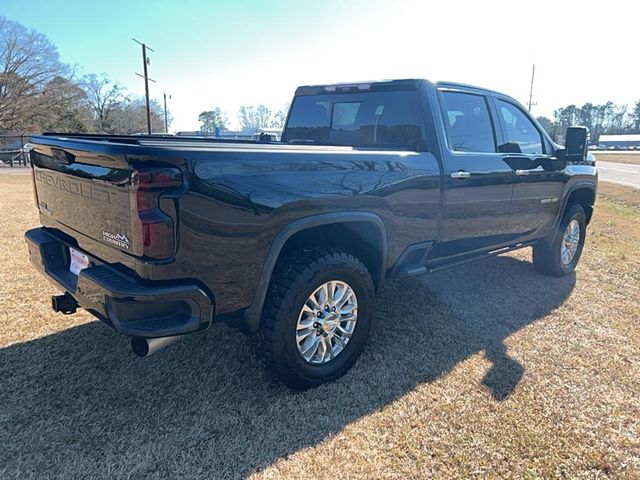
[
  {"left": 495, "top": 99, "right": 544, "bottom": 154},
  {"left": 284, "top": 91, "right": 427, "bottom": 150},
  {"left": 440, "top": 91, "right": 496, "bottom": 153}
]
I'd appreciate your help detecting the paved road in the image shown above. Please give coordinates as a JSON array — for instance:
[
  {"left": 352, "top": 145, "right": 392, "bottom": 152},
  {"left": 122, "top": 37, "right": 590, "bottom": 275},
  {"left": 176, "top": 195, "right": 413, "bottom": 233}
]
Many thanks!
[{"left": 597, "top": 161, "right": 640, "bottom": 189}]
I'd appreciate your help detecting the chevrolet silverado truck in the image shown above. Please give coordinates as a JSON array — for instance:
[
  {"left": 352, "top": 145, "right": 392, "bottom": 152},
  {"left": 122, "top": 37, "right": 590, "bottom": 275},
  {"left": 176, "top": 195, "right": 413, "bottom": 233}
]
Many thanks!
[{"left": 25, "top": 79, "right": 597, "bottom": 388}]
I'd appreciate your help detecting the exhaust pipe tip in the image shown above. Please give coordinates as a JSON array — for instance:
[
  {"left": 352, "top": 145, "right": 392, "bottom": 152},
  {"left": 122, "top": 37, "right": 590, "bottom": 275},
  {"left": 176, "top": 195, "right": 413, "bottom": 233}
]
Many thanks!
[
  {"left": 130, "top": 337, "right": 151, "bottom": 357},
  {"left": 130, "top": 335, "right": 183, "bottom": 357}
]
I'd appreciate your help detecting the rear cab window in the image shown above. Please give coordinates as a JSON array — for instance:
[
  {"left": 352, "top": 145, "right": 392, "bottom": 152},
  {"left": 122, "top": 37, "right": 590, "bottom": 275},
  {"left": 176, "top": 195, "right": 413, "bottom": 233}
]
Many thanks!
[
  {"left": 284, "top": 90, "right": 427, "bottom": 151},
  {"left": 439, "top": 91, "right": 497, "bottom": 153}
]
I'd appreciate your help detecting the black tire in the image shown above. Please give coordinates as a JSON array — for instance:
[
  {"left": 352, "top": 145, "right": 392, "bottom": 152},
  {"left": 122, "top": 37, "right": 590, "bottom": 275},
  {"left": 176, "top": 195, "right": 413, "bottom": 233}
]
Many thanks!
[
  {"left": 257, "top": 248, "right": 375, "bottom": 390},
  {"left": 533, "top": 204, "right": 586, "bottom": 276}
]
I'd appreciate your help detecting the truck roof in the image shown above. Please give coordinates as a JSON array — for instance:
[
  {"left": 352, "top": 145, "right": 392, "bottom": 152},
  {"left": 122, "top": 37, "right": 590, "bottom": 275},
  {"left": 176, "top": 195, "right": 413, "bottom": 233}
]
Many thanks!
[
  {"left": 295, "top": 78, "right": 500, "bottom": 96},
  {"left": 435, "top": 81, "right": 502, "bottom": 96},
  {"left": 295, "top": 79, "right": 425, "bottom": 95}
]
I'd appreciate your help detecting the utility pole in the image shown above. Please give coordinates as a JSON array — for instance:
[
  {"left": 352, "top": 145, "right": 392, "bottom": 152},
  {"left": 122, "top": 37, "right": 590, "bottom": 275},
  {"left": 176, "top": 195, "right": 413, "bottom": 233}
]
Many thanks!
[
  {"left": 527, "top": 63, "right": 536, "bottom": 112},
  {"left": 133, "top": 38, "right": 156, "bottom": 134},
  {"left": 163, "top": 92, "right": 171, "bottom": 134}
]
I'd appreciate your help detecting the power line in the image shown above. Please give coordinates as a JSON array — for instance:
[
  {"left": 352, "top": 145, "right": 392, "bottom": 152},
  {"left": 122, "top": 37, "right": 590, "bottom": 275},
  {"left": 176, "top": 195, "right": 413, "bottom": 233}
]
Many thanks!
[{"left": 132, "top": 38, "right": 156, "bottom": 134}]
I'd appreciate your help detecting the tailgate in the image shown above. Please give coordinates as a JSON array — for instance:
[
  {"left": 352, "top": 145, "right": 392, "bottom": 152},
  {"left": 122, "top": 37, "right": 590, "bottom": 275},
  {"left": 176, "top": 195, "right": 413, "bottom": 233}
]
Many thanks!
[{"left": 30, "top": 136, "right": 181, "bottom": 259}]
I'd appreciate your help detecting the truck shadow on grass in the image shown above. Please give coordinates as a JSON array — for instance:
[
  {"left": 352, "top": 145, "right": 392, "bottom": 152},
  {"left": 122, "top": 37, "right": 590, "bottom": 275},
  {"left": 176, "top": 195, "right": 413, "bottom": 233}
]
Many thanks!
[{"left": 0, "top": 254, "right": 575, "bottom": 479}]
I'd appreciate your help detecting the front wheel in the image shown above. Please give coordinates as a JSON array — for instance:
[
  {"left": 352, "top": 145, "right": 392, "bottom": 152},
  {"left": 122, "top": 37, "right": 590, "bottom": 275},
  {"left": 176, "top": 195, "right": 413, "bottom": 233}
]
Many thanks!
[
  {"left": 533, "top": 204, "right": 587, "bottom": 276},
  {"left": 257, "top": 248, "right": 375, "bottom": 389}
]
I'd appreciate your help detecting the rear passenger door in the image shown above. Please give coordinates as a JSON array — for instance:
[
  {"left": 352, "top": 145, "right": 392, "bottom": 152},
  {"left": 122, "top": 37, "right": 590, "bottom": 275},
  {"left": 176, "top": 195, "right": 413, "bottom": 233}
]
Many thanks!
[
  {"left": 492, "top": 97, "right": 563, "bottom": 238},
  {"left": 436, "top": 89, "right": 517, "bottom": 256}
]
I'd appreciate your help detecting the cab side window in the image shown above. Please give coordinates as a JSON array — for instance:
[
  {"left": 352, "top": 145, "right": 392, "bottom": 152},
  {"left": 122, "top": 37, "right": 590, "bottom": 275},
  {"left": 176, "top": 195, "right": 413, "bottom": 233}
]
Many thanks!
[
  {"left": 496, "top": 99, "right": 543, "bottom": 155},
  {"left": 440, "top": 91, "right": 496, "bottom": 153}
]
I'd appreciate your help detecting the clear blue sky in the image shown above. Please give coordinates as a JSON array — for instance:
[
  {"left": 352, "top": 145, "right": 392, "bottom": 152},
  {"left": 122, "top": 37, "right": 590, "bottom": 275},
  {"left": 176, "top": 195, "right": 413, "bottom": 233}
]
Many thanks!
[{"left": 2, "top": 0, "right": 637, "bottom": 131}]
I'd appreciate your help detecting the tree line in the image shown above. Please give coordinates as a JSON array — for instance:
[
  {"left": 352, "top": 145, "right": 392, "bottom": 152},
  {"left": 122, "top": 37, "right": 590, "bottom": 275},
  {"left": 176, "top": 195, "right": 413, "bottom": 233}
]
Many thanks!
[
  {"left": 198, "top": 103, "right": 289, "bottom": 134},
  {"left": 537, "top": 100, "right": 640, "bottom": 143},
  {"left": 0, "top": 16, "right": 165, "bottom": 135}
]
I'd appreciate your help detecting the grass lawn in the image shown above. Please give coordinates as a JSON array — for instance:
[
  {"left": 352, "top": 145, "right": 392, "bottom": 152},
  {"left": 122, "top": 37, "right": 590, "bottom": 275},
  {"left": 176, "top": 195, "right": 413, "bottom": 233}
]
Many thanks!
[
  {"left": 0, "top": 176, "right": 638, "bottom": 479},
  {"left": 594, "top": 151, "right": 640, "bottom": 165}
]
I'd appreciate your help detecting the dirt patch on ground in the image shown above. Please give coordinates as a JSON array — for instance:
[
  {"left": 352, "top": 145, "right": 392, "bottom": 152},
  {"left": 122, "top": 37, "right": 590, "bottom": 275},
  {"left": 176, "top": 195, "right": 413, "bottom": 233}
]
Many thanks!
[{"left": 1, "top": 176, "right": 638, "bottom": 479}]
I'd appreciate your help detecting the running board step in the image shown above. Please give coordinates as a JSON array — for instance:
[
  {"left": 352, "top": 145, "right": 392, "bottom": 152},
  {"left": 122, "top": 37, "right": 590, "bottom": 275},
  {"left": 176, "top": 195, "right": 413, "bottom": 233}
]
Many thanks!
[
  {"left": 426, "top": 241, "right": 536, "bottom": 273},
  {"left": 396, "top": 265, "right": 428, "bottom": 277}
]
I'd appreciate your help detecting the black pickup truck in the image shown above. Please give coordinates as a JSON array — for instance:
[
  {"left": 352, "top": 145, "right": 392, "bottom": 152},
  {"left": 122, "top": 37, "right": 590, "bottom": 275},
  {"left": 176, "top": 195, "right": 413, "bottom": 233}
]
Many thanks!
[{"left": 25, "top": 79, "right": 597, "bottom": 388}]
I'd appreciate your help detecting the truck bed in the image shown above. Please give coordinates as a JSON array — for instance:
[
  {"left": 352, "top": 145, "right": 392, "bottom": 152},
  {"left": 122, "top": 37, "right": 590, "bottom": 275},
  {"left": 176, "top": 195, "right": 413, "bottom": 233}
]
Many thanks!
[{"left": 29, "top": 132, "right": 442, "bottom": 316}]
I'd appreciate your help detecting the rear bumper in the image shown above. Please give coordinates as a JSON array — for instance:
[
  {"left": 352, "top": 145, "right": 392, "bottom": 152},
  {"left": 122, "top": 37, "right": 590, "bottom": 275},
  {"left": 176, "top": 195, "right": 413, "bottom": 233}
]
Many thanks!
[{"left": 25, "top": 227, "right": 214, "bottom": 338}]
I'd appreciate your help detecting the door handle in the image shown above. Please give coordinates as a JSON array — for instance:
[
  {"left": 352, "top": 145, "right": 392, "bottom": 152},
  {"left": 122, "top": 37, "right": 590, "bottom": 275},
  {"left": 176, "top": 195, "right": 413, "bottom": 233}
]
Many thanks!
[
  {"left": 515, "top": 169, "right": 530, "bottom": 176},
  {"left": 451, "top": 171, "right": 471, "bottom": 179}
]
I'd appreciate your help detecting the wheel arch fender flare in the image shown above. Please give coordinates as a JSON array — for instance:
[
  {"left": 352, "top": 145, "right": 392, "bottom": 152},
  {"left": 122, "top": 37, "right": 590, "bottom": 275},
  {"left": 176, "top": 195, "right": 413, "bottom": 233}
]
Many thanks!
[
  {"left": 242, "top": 211, "right": 388, "bottom": 334},
  {"left": 553, "top": 181, "right": 597, "bottom": 231}
]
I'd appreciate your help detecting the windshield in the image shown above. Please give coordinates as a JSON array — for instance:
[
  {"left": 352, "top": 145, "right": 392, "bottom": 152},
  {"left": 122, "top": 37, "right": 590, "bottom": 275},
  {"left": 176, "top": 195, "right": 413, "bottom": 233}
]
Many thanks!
[{"left": 283, "top": 90, "right": 427, "bottom": 150}]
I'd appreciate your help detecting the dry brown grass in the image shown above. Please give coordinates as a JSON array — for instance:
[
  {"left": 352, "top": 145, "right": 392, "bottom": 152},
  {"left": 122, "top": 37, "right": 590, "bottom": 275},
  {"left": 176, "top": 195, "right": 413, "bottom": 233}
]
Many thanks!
[
  {"left": 1, "top": 175, "right": 639, "bottom": 479},
  {"left": 594, "top": 151, "right": 640, "bottom": 165},
  {"left": 598, "top": 182, "right": 640, "bottom": 209}
]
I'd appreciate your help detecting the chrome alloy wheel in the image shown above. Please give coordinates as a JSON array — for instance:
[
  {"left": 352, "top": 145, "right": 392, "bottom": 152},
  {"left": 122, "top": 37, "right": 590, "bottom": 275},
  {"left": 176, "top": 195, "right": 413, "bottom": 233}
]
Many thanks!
[
  {"left": 561, "top": 219, "right": 580, "bottom": 265},
  {"left": 296, "top": 280, "right": 358, "bottom": 364}
]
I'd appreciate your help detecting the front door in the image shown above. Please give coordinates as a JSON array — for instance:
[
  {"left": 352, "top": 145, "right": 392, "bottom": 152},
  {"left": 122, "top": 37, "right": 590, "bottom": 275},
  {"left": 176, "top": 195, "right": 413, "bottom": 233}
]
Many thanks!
[
  {"left": 493, "top": 97, "right": 563, "bottom": 238},
  {"left": 436, "top": 89, "right": 516, "bottom": 256}
]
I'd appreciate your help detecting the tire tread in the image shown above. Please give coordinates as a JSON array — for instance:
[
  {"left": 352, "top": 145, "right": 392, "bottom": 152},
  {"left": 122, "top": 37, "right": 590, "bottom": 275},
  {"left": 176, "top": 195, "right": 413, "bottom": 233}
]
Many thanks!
[
  {"left": 257, "top": 248, "right": 373, "bottom": 389},
  {"left": 533, "top": 204, "right": 586, "bottom": 277}
]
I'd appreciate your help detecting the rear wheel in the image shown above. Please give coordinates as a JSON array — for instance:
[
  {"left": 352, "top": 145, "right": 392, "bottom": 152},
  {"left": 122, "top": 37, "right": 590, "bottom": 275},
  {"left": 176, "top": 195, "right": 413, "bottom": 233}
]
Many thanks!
[
  {"left": 533, "top": 204, "right": 586, "bottom": 276},
  {"left": 257, "top": 248, "right": 375, "bottom": 389}
]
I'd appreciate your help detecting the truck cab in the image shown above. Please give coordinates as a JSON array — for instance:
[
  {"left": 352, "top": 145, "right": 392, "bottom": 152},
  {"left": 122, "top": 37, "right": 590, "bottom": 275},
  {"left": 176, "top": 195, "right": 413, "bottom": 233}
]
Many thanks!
[{"left": 284, "top": 80, "right": 595, "bottom": 260}]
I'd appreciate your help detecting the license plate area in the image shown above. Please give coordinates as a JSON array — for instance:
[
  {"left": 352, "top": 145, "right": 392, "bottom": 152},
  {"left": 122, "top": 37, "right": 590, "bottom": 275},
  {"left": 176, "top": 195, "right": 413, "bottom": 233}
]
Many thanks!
[{"left": 69, "top": 247, "right": 89, "bottom": 276}]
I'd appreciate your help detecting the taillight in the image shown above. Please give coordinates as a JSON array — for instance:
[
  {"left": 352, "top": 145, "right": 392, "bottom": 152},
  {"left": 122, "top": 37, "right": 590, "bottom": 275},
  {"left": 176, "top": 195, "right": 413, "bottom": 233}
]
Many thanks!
[
  {"left": 131, "top": 168, "right": 182, "bottom": 189},
  {"left": 131, "top": 167, "right": 182, "bottom": 259}
]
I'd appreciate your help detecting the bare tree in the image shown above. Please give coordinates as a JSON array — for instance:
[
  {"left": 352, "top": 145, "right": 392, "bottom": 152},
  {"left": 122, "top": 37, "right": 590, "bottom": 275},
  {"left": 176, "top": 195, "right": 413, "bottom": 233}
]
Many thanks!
[
  {"left": 82, "top": 73, "right": 126, "bottom": 132},
  {"left": 535, "top": 116, "right": 554, "bottom": 139},
  {"left": 0, "top": 16, "right": 66, "bottom": 131},
  {"left": 238, "top": 104, "right": 273, "bottom": 130},
  {"left": 199, "top": 107, "right": 228, "bottom": 134},
  {"left": 633, "top": 100, "right": 640, "bottom": 132},
  {"left": 108, "top": 97, "right": 164, "bottom": 134},
  {"left": 271, "top": 102, "right": 290, "bottom": 128},
  {"left": 38, "top": 76, "right": 92, "bottom": 132},
  {"left": 608, "top": 104, "right": 629, "bottom": 134}
]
